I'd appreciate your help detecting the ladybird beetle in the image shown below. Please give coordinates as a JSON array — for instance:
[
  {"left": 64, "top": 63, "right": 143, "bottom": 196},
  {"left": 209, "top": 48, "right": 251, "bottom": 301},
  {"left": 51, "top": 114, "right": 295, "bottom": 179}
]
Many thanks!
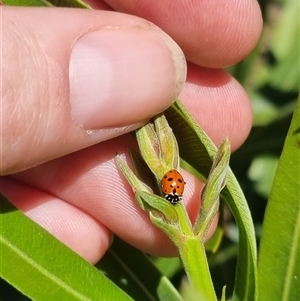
[{"left": 161, "top": 169, "right": 185, "bottom": 204}]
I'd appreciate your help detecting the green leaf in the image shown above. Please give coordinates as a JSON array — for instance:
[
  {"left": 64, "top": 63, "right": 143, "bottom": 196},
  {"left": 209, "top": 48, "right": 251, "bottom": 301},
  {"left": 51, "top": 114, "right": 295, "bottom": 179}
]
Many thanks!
[
  {"left": 257, "top": 98, "right": 300, "bottom": 301},
  {"left": 165, "top": 100, "right": 258, "bottom": 301},
  {"left": 3, "top": 0, "right": 90, "bottom": 8},
  {"left": 49, "top": 0, "right": 91, "bottom": 8},
  {"left": 135, "top": 123, "right": 166, "bottom": 179},
  {"left": 154, "top": 114, "right": 180, "bottom": 171},
  {"left": 194, "top": 138, "right": 231, "bottom": 239},
  {"left": 137, "top": 191, "right": 179, "bottom": 224},
  {"left": 97, "top": 237, "right": 184, "bottom": 301},
  {"left": 115, "top": 154, "right": 153, "bottom": 198},
  {"left": 3, "top": 0, "right": 52, "bottom": 6},
  {"left": 204, "top": 223, "right": 224, "bottom": 255},
  {"left": 0, "top": 195, "right": 133, "bottom": 301}
]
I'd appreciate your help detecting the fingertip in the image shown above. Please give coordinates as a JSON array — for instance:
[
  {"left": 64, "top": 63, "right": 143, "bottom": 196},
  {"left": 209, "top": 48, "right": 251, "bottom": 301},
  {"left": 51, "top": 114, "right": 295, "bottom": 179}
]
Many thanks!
[{"left": 185, "top": 0, "right": 263, "bottom": 67}]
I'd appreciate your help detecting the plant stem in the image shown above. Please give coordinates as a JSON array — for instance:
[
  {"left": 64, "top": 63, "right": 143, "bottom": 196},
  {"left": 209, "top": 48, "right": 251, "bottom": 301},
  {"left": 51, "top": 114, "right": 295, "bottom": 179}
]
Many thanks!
[{"left": 178, "top": 236, "right": 217, "bottom": 301}]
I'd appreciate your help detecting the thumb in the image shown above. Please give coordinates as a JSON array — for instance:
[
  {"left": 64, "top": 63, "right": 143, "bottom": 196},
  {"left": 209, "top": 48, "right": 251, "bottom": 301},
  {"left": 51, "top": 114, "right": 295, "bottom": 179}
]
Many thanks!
[{"left": 1, "top": 7, "right": 186, "bottom": 175}]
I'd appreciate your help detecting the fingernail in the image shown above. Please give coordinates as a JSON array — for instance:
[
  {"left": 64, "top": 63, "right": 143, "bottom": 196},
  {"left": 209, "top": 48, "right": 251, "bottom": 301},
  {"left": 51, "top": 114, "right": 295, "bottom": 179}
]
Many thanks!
[{"left": 69, "top": 28, "right": 186, "bottom": 129}]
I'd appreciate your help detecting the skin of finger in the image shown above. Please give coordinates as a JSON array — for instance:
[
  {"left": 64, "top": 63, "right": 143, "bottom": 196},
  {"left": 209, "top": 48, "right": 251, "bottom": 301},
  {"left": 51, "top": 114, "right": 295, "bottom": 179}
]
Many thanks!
[
  {"left": 0, "top": 177, "right": 112, "bottom": 264},
  {"left": 179, "top": 64, "right": 253, "bottom": 151},
  {"left": 10, "top": 135, "right": 217, "bottom": 257},
  {"left": 1, "top": 7, "right": 180, "bottom": 175},
  {"left": 102, "top": 0, "right": 263, "bottom": 67}
]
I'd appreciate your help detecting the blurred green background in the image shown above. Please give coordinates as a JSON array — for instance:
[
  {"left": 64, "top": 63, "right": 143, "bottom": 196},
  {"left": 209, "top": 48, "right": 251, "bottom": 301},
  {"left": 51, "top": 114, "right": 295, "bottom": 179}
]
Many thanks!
[{"left": 204, "top": 0, "right": 299, "bottom": 297}]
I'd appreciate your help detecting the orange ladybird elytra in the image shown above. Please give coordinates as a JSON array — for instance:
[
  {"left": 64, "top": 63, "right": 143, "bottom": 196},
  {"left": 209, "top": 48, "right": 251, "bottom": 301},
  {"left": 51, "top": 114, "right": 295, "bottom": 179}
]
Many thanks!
[{"left": 161, "top": 169, "right": 185, "bottom": 205}]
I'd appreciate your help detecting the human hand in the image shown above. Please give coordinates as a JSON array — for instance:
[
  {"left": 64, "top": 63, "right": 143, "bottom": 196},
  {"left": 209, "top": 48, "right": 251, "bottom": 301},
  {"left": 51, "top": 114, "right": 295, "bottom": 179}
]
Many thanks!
[{"left": 0, "top": 1, "right": 262, "bottom": 263}]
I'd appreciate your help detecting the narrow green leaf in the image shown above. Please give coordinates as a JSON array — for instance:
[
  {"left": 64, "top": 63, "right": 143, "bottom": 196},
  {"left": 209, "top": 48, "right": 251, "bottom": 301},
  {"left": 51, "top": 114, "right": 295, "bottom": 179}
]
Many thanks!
[
  {"left": 3, "top": 0, "right": 90, "bottom": 8},
  {"left": 0, "top": 195, "right": 133, "bottom": 301},
  {"left": 115, "top": 154, "right": 153, "bottom": 196},
  {"left": 137, "top": 191, "right": 179, "bottom": 223},
  {"left": 204, "top": 223, "right": 224, "bottom": 255},
  {"left": 49, "top": 0, "right": 91, "bottom": 8},
  {"left": 257, "top": 98, "right": 300, "bottom": 301},
  {"left": 221, "top": 286, "right": 227, "bottom": 301},
  {"left": 97, "top": 237, "right": 184, "bottom": 301},
  {"left": 3, "top": 0, "right": 52, "bottom": 6},
  {"left": 165, "top": 100, "right": 257, "bottom": 301},
  {"left": 136, "top": 123, "right": 165, "bottom": 179},
  {"left": 194, "top": 138, "right": 231, "bottom": 239},
  {"left": 154, "top": 114, "right": 180, "bottom": 171}
]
